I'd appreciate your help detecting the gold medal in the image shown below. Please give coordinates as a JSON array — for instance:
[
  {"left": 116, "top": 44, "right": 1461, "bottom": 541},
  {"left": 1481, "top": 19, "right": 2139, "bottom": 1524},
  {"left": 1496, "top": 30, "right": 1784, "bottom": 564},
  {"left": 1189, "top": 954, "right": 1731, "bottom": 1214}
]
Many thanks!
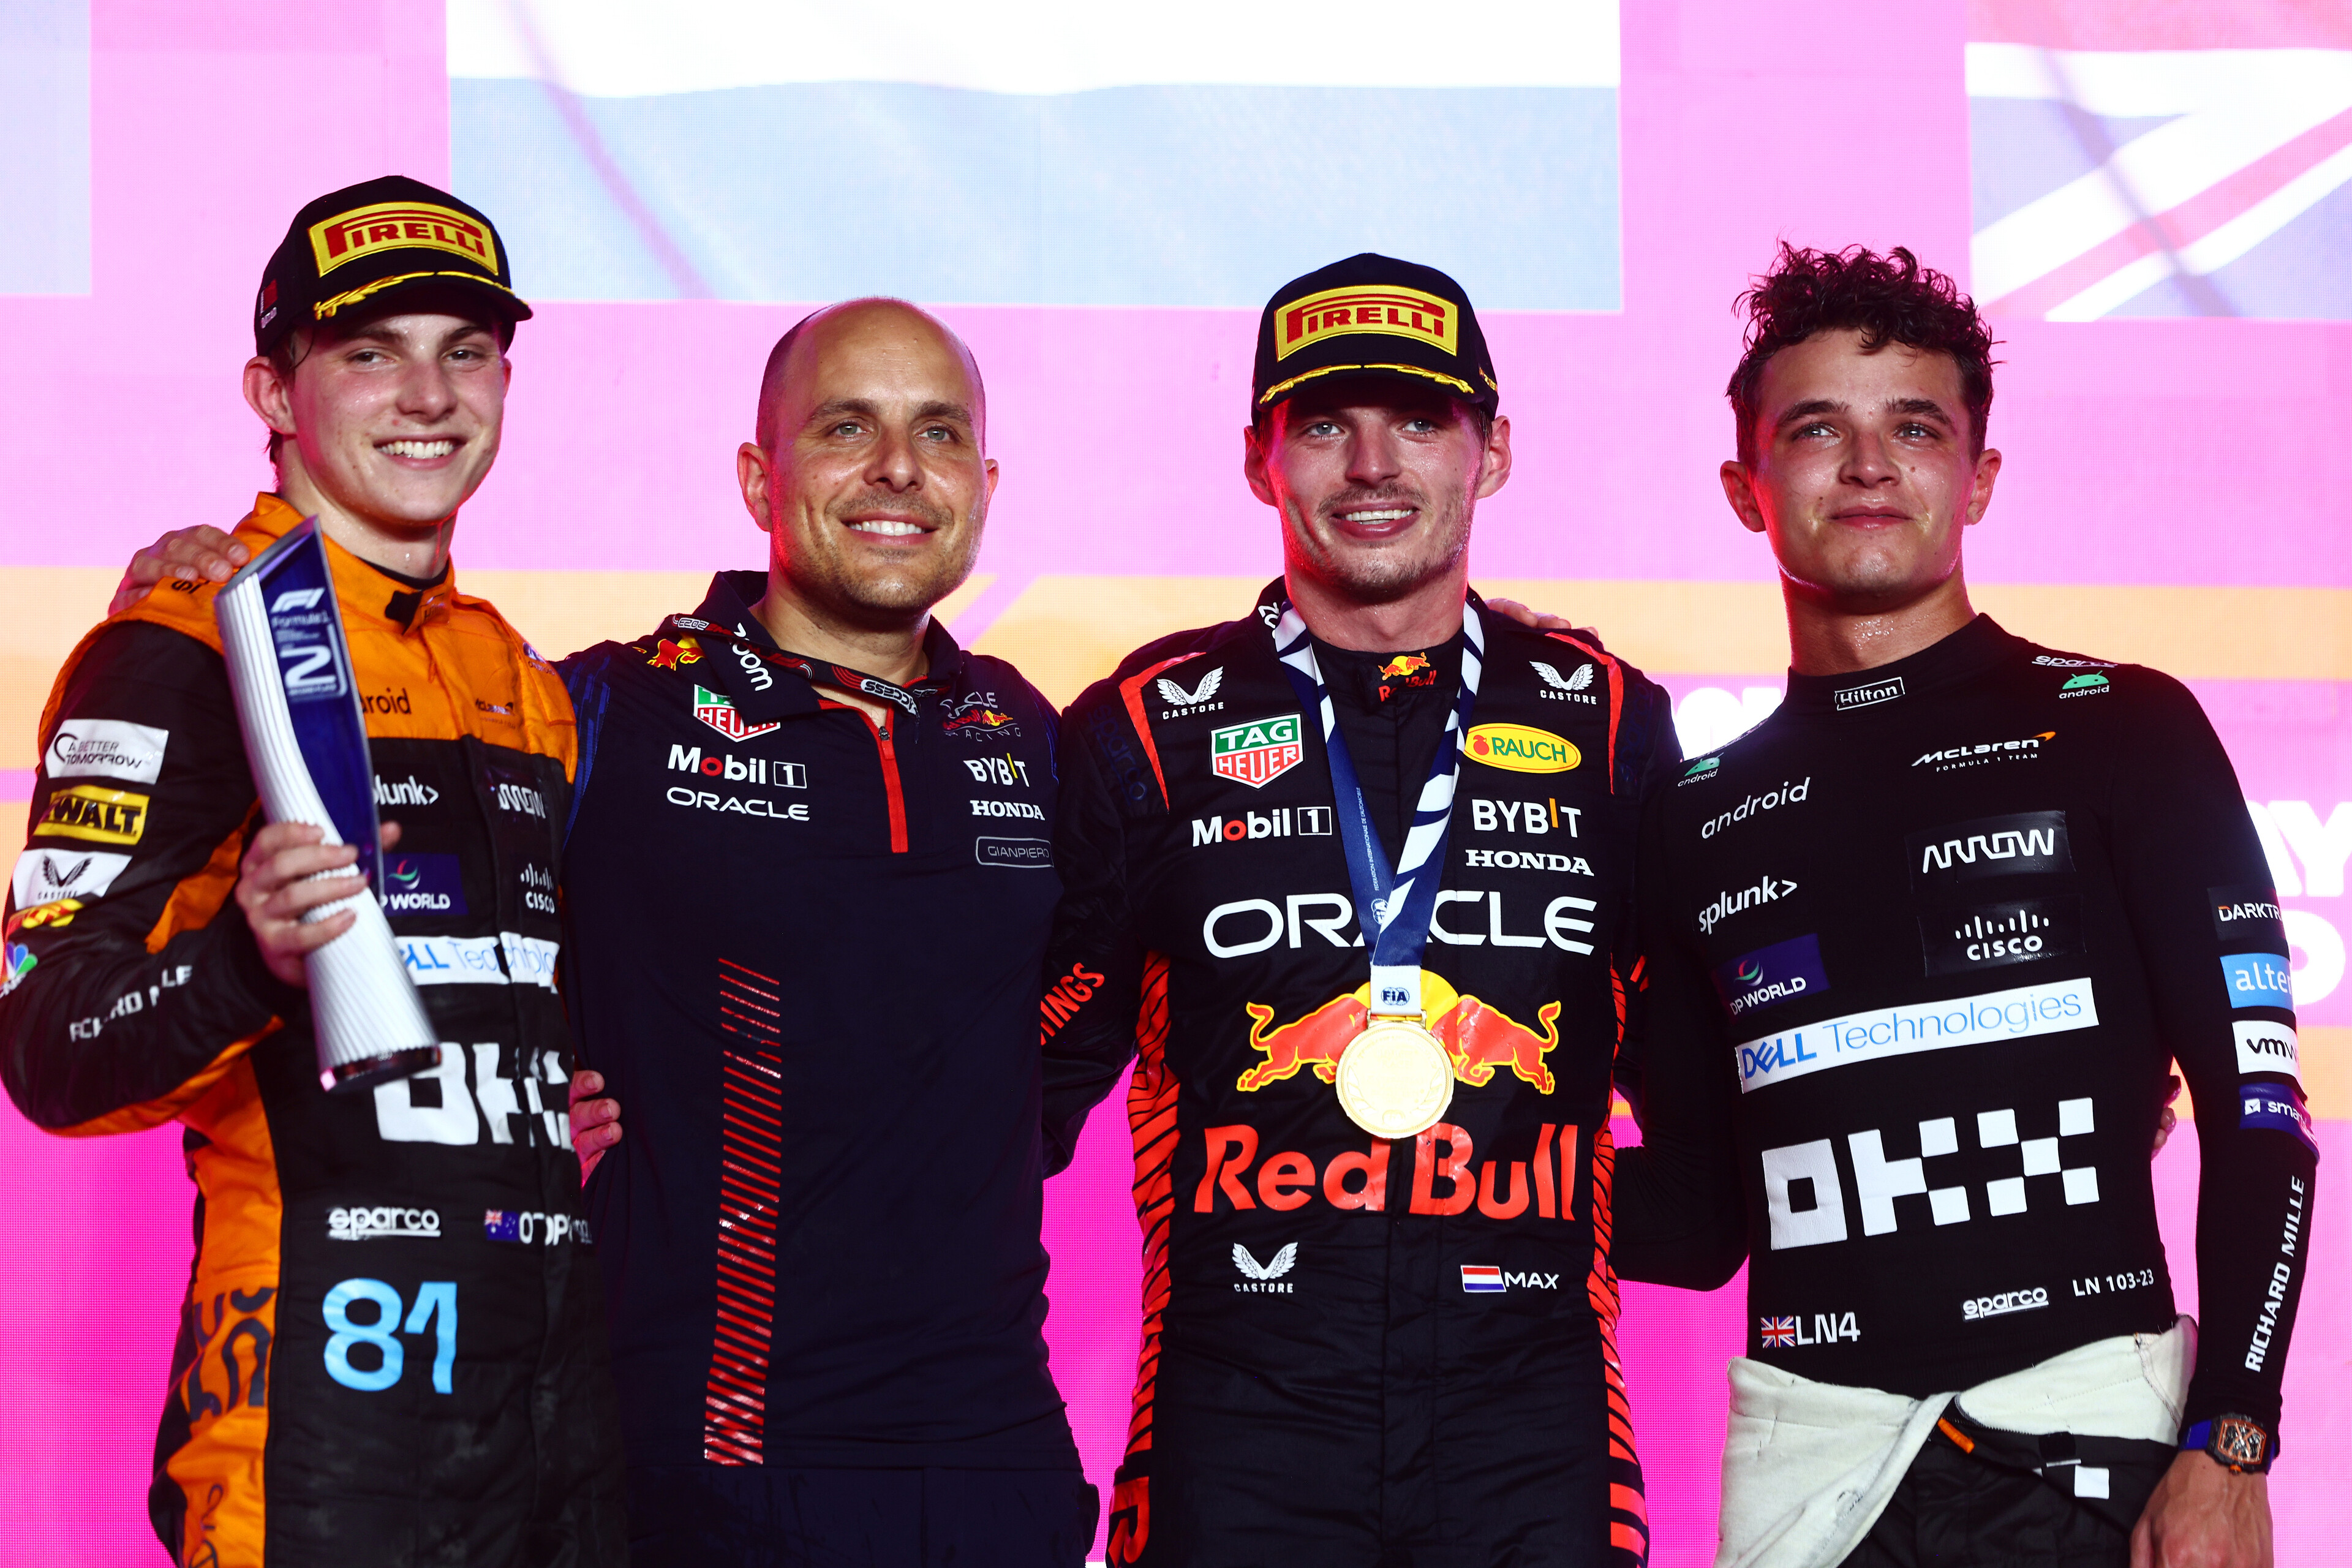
[{"left": 1335, "top": 1018, "right": 1455, "bottom": 1139}]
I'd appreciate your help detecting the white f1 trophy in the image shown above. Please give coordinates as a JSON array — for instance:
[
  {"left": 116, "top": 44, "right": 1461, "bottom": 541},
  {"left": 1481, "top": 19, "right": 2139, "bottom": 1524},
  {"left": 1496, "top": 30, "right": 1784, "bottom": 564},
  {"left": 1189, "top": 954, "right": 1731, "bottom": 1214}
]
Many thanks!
[{"left": 215, "top": 520, "right": 438, "bottom": 1091}]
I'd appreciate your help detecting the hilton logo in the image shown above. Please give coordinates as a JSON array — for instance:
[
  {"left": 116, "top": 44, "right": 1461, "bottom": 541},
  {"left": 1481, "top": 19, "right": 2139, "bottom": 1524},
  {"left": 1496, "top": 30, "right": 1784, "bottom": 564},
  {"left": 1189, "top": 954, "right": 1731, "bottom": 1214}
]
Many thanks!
[{"left": 1833, "top": 676, "right": 1904, "bottom": 712}]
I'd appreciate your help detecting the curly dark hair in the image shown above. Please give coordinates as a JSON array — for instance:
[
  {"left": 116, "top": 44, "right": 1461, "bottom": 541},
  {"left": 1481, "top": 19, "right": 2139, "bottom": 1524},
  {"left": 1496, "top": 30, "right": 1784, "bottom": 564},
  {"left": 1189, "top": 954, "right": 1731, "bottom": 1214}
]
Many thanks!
[{"left": 1727, "top": 244, "right": 1996, "bottom": 466}]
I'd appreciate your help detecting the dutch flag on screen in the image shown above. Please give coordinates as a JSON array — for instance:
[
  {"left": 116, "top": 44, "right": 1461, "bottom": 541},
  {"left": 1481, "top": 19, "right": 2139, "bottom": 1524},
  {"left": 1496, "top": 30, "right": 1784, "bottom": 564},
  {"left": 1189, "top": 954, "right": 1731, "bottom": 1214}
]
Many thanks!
[
  {"left": 445, "top": 0, "right": 1623, "bottom": 311},
  {"left": 1461, "top": 1265, "right": 1505, "bottom": 1293},
  {"left": 1967, "top": 1, "right": 2352, "bottom": 319}
]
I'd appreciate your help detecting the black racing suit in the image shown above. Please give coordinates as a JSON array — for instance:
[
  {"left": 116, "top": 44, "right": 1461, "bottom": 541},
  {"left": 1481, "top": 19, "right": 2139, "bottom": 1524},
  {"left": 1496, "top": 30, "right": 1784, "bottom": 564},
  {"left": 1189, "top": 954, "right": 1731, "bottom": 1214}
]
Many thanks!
[
  {"left": 0, "top": 495, "right": 624, "bottom": 1566},
  {"left": 1043, "top": 584, "right": 1678, "bottom": 1567},
  {"left": 556, "top": 571, "right": 1091, "bottom": 1566},
  {"left": 1616, "top": 615, "right": 2316, "bottom": 1558}
]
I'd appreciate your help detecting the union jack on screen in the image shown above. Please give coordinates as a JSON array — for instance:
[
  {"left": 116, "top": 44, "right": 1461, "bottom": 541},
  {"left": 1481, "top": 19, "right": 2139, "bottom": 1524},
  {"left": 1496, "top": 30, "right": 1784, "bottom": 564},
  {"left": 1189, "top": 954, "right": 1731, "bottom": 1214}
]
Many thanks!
[
  {"left": 1968, "top": 0, "right": 2352, "bottom": 319},
  {"left": 1759, "top": 1315, "right": 1798, "bottom": 1349}
]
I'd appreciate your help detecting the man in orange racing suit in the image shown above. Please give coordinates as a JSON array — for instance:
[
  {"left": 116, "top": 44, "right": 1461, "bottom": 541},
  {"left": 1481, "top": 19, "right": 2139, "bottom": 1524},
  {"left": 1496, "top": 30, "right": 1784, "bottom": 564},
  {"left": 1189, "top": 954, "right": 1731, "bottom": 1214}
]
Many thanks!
[
  {"left": 0, "top": 177, "right": 624, "bottom": 1565},
  {"left": 1038, "top": 255, "right": 1680, "bottom": 1567}
]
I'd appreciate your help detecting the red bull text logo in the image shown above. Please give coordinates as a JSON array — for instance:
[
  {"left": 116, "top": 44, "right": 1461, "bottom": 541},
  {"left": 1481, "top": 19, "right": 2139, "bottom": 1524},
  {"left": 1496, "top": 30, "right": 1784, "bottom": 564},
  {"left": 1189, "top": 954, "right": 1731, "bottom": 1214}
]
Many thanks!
[
  {"left": 308, "top": 200, "right": 497, "bottom": 276},
  {"left": 1237, "top": 970, "right": 1561, "bottom": 1095},
  {"left": 1197, "top": 1120, "right": 1580, "bottom": 1219},
  {"left": 1276, "top": 284, "right": 1457, "bottom": 360}
]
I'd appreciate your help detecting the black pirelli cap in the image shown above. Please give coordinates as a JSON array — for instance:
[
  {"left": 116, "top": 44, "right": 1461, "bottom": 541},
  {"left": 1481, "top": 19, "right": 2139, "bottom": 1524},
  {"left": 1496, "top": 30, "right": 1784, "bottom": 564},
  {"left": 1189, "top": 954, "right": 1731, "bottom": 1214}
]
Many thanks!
[
  {"left": 255, "top": 175, "right": 530, "bottom": 356},
  {"left": 1251, "top": 252, "right": 1498, "bottom": 418}
]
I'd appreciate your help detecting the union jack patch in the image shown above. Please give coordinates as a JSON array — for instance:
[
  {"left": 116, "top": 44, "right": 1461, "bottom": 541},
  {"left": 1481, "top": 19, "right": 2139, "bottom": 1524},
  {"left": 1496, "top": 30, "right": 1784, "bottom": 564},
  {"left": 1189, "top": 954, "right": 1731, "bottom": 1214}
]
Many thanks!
[{"left": 1759, "top": 1315, "right": 1798, "bottom": 1349}]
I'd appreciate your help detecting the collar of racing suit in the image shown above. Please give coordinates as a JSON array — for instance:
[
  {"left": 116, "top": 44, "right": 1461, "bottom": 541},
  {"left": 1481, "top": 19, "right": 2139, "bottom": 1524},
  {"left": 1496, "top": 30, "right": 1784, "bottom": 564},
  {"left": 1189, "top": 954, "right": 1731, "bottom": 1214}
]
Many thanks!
[
  {"left": 674, "top": 568, "right": 975, "bottom": 726},
  {"left": 1777, "top": 612, "right": 2021, "bottom": 719}
]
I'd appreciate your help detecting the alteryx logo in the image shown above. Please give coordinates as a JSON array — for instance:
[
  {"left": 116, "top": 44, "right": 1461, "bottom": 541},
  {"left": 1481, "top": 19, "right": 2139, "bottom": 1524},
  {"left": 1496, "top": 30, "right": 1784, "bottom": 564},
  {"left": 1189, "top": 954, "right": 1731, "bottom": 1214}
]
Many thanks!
[
  {"left": 2220, "top": 952, "right": 2294, "bottom": 1012},
  {"left": 1714, "top": 933, "right": 1828, "bottom": 1017},
  {"left": 379, "top": 854, "right": 467, "bottom": 916}
]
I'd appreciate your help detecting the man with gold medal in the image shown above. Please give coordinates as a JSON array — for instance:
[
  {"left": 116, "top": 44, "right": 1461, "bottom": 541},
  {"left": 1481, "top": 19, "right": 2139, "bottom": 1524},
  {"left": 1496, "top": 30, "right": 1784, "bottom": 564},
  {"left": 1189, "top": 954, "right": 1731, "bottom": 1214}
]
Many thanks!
[{"left": 1042, "top": 254, "right": 1690, "bottom": 1567}]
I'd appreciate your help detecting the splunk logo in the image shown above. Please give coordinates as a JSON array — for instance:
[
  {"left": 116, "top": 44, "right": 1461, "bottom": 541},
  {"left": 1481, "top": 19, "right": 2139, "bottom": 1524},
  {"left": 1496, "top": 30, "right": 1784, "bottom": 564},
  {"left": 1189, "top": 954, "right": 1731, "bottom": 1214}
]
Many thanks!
[{"left": 1698, "top": 777, "right": 1809, "bottom": 840}]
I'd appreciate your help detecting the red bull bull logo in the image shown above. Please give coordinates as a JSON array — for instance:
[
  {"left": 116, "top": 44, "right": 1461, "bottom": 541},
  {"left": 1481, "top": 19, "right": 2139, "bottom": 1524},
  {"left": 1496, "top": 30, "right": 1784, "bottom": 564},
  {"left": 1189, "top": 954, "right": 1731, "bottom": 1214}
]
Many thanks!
[
  {"left": 1378, "top": 653, "right": 1432, "bottom": 680},
  {"left": 1195, "top": 1118, "right": 1581, "bottom": 1221},
  {"left": 649, "top": 636, "right": 702, "bottom": 670},
  {"left": 1237, "top": 970, "right": 1559, "bottom": 1095}
]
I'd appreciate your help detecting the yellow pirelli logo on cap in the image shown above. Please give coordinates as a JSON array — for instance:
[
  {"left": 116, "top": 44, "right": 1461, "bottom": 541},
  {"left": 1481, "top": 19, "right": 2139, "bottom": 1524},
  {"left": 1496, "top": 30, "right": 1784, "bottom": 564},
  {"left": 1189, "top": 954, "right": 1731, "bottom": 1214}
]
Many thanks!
[
  {"left": 1276, "top": 284, "right": 1457, "bottom": 360},
  {"left": 309, "top": 201, "right": 497, "bottom": 276},
  {"left": 35, "top": 785, "right": 151, "bottom": 846}
]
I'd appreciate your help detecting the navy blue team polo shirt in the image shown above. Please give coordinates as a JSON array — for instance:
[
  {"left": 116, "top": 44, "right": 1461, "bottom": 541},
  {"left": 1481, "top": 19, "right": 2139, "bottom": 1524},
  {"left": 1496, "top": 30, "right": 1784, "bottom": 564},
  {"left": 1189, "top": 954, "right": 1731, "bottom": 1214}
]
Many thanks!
[{"left": 558, "top": 570, "right": 1076, "bottom": 1474}]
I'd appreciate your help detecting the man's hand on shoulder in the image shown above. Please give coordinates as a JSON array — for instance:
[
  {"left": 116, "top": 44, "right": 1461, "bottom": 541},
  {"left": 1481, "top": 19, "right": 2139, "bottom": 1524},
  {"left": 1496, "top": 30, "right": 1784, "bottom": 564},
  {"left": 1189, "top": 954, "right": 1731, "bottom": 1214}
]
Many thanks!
[
  {"left": 2132, "top": 1450, "right": 2272, "bottom": 1568},
  {"left": 1485, "top": 598, "right": 1582, "bottom": 633},
  {"left": 235, "top": 821, "right": 398, "bottom": 987},
  {"left": 569, "top": 1070, "right": 622, "bottom": 1181},
  {"left": 110, "top": 526, "right": 249, "bottom": 616}
]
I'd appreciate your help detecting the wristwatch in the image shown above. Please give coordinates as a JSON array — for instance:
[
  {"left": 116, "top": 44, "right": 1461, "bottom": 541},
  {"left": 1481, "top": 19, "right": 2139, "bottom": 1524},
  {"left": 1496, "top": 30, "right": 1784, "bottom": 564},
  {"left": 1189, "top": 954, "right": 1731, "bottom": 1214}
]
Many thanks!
[{"left": 2183, "top": 1415, "right": 2277, "bottom": 1474}]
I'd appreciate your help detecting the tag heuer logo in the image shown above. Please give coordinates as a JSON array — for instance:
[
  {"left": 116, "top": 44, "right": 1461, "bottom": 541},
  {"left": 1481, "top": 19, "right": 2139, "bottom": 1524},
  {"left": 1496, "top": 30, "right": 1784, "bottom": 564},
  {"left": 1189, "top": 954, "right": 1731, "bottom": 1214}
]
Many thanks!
[
  {"left": 1210, "top": 715, "right": 1304, "bottom": 789},
  {"left": 693, "top": 684, "right": 780, "bottom": 742}
]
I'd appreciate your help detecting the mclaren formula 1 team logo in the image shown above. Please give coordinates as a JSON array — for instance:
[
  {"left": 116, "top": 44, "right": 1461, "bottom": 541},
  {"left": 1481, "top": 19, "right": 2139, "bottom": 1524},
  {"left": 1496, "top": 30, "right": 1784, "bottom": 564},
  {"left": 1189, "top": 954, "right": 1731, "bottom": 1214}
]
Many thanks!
[{"left": 1211, "top": 715, "right": 1304, "bottom": 789}]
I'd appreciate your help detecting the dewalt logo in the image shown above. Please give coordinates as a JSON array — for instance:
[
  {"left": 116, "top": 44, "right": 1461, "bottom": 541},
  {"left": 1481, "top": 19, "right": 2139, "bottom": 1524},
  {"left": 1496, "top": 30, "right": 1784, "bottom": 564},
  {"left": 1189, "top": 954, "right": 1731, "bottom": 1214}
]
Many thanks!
[
  {"left": 309, "top": 200, "right": 497, "bottom": 276},
  {"left": 1276, "top": 284, "right": 1457, "bottom": 360},
  {"left": 35, "top": 785, "right": 150, "bottom": 846}
]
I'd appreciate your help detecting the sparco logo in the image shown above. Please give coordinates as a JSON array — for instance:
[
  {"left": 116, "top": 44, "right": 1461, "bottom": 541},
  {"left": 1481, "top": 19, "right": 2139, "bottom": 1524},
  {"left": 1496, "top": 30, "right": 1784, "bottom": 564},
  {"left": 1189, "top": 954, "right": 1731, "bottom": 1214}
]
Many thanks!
[
  {"left": 330, "top": 1205, "right": 441, "bottom": 1241},
  {"left": 1912, "top": 733, "right": 2054, "bottom": 771},
  {"left": 1697, "top": 875, "right": 1798, "bottom": 934},
  {"left": 1910, "top": 811, "right": 2070, "bottom": 884},
  {"left": 1962, "top": 1287, "right": 2049, "bottom": 1321},
  {"left": 374, "top": 774, "right": 440, "bottom": 807},
  {"left": 1833, "top": 676, "right": 1904, "bottom": 711},
  {"left": 1192, "top": 807, "right": 1332, "bottom": 846},
  {"left": 1699, "top": 778, "right": 1809, "bottom": 840}
]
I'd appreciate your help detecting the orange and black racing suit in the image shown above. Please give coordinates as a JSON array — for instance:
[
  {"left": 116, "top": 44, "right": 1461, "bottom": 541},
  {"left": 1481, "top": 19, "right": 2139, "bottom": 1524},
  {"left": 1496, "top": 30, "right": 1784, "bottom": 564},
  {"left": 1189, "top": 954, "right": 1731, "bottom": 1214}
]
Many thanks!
[
  {"left": 0, "top": 496, "right": 625, "bottom": 1566},
  {"left": 1041, "top": 584, "right": 1679, "bottom": 1567}
]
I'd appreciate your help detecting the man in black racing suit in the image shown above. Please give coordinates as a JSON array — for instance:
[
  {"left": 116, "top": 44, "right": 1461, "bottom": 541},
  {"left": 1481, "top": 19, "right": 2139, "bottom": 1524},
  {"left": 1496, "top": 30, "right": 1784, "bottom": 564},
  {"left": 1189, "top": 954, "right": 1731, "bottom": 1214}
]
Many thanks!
[
  {"left": 1613, "top": 245, "right": 2311, "bottom": 1568},
  {"left": 1042, "top": 254, "right": 1678, "bottom": 1567}
]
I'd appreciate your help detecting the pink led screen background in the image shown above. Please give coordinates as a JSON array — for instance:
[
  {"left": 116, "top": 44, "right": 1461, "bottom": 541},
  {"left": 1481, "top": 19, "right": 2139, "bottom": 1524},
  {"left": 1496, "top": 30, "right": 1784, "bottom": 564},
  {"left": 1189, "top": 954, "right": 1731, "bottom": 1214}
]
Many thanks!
[{"left": 1, "top": 0, "right": 2348, "bottom": 1561}]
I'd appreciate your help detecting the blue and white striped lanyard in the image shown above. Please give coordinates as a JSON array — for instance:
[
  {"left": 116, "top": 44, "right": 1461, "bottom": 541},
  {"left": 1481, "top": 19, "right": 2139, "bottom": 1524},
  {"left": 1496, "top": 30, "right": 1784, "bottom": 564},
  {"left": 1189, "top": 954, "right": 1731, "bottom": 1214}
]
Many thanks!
[{"left": 1270, "top": 600, "right": 1483, "bottom": 1020}]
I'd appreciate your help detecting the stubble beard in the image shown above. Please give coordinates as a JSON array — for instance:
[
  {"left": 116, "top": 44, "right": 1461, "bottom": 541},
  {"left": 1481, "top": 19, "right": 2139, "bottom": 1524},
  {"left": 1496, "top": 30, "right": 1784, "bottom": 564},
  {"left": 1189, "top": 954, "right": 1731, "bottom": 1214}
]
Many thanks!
[
  {"left": 778, "top": 491, "right": 983, "bottom": 628},
  {"left": 1287, "top": 488, "right": 1474, "bottom": 607}
]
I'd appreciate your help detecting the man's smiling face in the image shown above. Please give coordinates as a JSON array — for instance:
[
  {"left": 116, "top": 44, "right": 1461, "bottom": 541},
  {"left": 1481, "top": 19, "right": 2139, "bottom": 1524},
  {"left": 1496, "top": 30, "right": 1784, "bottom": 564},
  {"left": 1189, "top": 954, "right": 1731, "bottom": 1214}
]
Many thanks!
[
  {"left": 745, "top": 300, "right": 995, "bottom": 629},
  {"left": 274, "top": 310, "right": 509, "bottom": 535},
  {"left": 1246, "top": 378, "right": 1509, "bottom": 608},
  {"left": 1727, "top": 327, "right": 2000, "bottom": 613}
]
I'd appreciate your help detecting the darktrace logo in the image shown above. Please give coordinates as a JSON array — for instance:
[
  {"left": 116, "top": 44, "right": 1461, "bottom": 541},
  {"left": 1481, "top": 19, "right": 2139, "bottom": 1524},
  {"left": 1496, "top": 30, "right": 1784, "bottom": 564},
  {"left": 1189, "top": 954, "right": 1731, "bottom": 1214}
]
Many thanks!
[
  {"left": 1714, "top": 933, "right": 1828, "bottom": 1017},
  {"left": 1833, "top": 675, "right": 1904, "bottom": 712},
  {"left": 2209, "top": 884, "right": 2286, "bottom": 944}
]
